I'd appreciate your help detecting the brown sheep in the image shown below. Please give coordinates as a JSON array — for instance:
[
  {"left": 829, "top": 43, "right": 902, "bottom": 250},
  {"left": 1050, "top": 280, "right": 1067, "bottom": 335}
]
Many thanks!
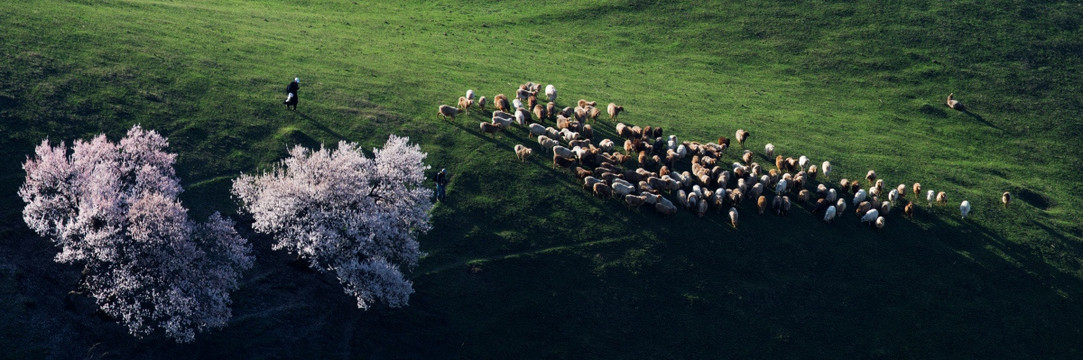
[
  {"left": 757, "top": 196, "right": 767, "bottom": 214},
  {"left": 578, "top": 99, "right": 597, "bottom": 108},
  {"left": 625, "top": 194, "right": 646, "bottom": 207},
  {"left": 808, "top": 165, "right": 818, "bottom": 181},
  {"left": 494, "top": 94, "right": 510, "bottom": 113},
  {"left": 527, "top": 95, "right": 538, "bottom": 112},
  {"left": 546, "top": 102, "right": 556, "bottom": 120},
  {"left": 557, "top": 116, "right": 572, "bottom": 130},
  {"left": 593, "top": 182, "right": 613, "bottom": 198},
  {"left": 913, "top": 183, "right": 921, "bottom": 198},
  {"left": 458, "top": 96, "right": 472, "bottom": 113},
  {"left": 514, "top": 144, "right": 532, "bottom": 161},
  {"left": 638, "top": 151, "right": 648, "bottom": 165},
  {"left": 775, "top": 155, "right": 786, "bottom": 172},
  {"left": 582, "top": 124, "right": 594, "bottom": 139},
  {"left": 1002, "top": 192, "right": 1011, "bottom": 208},
  {"left": 479, "top": 122, "right": 502, "bottom": 137},
  {"left": 742, "top": 150, "right": 753, "bottom": 164},
  {"left": 735, "top": 129, "right": 750, "bottom": 146},
  {"left": 850, "top": 181, "right": 861, "bottom": 194},
  {"left": 840, "top": 179, "right": 850, "bottom": 194},
  {"left": 607, "top": 103, "right": 624, "bottom": 121},
  {"left": 533, "top": 104, "right": 547, "bottom": 122},
  {"left": 588, "top": 106, "right": 601, "bottom": 122},
  {"left": 865, "top": 170, "right": 877, "bottom": 184},
  {"left": 553, "top": 153, "right": 574, "bottom": 169},
  {"left": 438, "top": 105, "right": 460, "bottom": 121},
  {"left": 575, "top": 167, "right": 592, "bottom": 179},
  {"left": 936, "top": 191, "right": 947, "bottom": 205},
  {"left": 904, "top": 202, "right": 914, "bottom": 217},
  {"left": 798, "top": 189, "right": 809, "bottom": 202},
  {"left": 856, "top": 201, "right": 873, "bottom": 216},
  {"left": 477, "top": 96, "right": 487, "bottom": 111}
]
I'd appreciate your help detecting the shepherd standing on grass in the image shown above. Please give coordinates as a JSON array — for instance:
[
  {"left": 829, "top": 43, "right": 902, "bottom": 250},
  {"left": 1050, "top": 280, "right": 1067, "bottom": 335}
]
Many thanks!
[{"left": 284, "top": 77, "right": 300, "bottom": 110}]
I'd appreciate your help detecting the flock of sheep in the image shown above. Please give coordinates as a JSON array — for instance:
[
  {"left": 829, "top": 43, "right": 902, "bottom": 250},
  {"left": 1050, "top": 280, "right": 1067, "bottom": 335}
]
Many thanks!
[{"left": 438, "top": 84, "right": 1008, "bottom": 230}]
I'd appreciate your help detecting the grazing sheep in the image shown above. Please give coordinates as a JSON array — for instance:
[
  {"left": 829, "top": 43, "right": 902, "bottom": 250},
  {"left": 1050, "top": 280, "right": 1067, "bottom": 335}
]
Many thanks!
[
  {"left": 926, "top": 190, "right": 935, "bottom": 206},
  {"left": 466, "top": 89, "right": 475, "bottom": 101},
  {"left": 545, "top": 84, "right": 557, "bottom": 103},
  {"left": 742, "top": 150, "right": 753, "bottom": 164},
  {"left": 861, "top": 209, "right": 880, "bottom": 223},
  {"left": 514, "top": 144, "right": 532, "bottom": 161},
  {"left": 798, "top": 189, "right": 809, "bottom": 202},
  {"left": 913, "top": 183, "right": 922, "bottom": 198},
  {"left": 946, "top": 93, "right": 964, "bottom": 110},
  {"left": 807, "top": 165, "right": 818, "bottom": 181},
  {"left": 775, "top": 179, "right": 788, "bottom": 195},
  {"left": 765, "top": 143, "right": 775, "bottom": 158},
  {"left": 516, "top": 88, "right": 533, "bottom": 101},
  {"left": 888, "top": 189, "right": 900, "bottom": 203},
  {"left": 625, "top": 194, "right": 647, "bottom": 207},
  {"left": 458, "top": 96, "right": 472, "bottom": 112},
  {"left": 729, "top": 130, "right": 748, "bottom": 148},
  {"left": 491, "top": 116, "right": 512, "bottom": 129},
  {"left": 960, "top": 200, "right": 971, "bottom": 219},
  {"left": 599, "top": 139, "right": 614, "bottom": 152},
  {"left": 438, "top": 105, "right": 459, "bottom": 121},
  {"left": 613, "top": 182, "right": 635, "bottom": 197},
  {"left": 527, "top": 95, "right": 538, "bottom": 114},
  {"left": 583, "top": 176, "right": 603, "bottom": 189},
  {"left": 495, "top": 94, "right": 510, "bottom": 113},
  {"left": 936, "top": 191, "right": 947, "bottom": 205},
  {"left": 587, "top": 106, "right": 602, "bottom": 122},
  {"left": 655, "top": 197, "right": 678, "bottom": 215},
  {"left": 798, "top": 156, "right": 809, "bottom": 171},
  {"left": 729, "top": 207, "right": 739, "bottom": 228},
  {"left": 553, "top": 154, "right": 574, "bottom": 169},
  {"left": 826, "top": 188, "right": 838, "bottom": 203},
  {"left": 840, "top": 179, "right": 850, "bottom": 193},
  {"left": 772, "top": 196, "right": 784, "bottom": 215},
  {"left": 821, "top": 161, "right": 831, "bottom": 180},
  {"left": 513, "top": 98, "right": 524, "bottom": 111},
  {"left": 534, "top": 104, "right": 548, "bottom": 121},
  {"left": 750, "top": 183, "right": 764, "bottom": 199},
  {"left": 855, "top": 201, "right": 873, "bottom": 217},
  {"left": 757, "top": 196, "right": 768, "bottom": 214},
  {"left": 575, "top": 167, "right": 593, "bottom": 179},
  {"left": 869, "top": 184, "right": 882, "bottom": 199},
  {"left": 578, "top": 99, "right": 597, "bottom": 108},
  {"left": 850, "top": 181, "right": 861, "bottom": 194},
  {"left": 836, "top": 198, "right": 847, "bottom": 214},
  {"left": 546, "top": 102, "right": 556, "bottom": 121},
  {"left": 607, "top": 103, "right": 624, "bottom": 121},
  {"left": 875, "top": 216, "right": 885, "bottom": 229},
  {"left": 593, "top": 183, "right": 613, "bottom": 198},
  {"left": 1002, "top": 192, "right": 1011, "bottom": 208},
  {"left": 782, "top": 196, "right": 792, "bottom": 215},
  {"left": 896, "top": 184, "right": 907, "bottom": 198},
  {"left": 819, "top": 205, "right": 835, "bottom": 223},
  {"left": 529, "top": 123, "right": 546, "bottom": 138},
  {"left": 865, "top": 170, "right": 877, "bottom": 184},
  {"left": 537, "top": 136, "right": 559, "bottom": 151},
  {"left": 697, "top": 199, "right": 709, "bottom": 217},
  {"left": 853, "top": 189, "right": 867, "bottom": 205},
  {"left": 553, "top": 145, "right": 575, "bottom": 160},
  {"left": 477, "top": 96, "right": 487, "bottom": 111},
  {"left": 880, "top": 201, "right": 892, "bottom": 215},
  {"left": 904, "top": 202, "right": 914, "bottom": 217},
  {"left": 479, "top": 122, "right": 502, "bottom": 137}
]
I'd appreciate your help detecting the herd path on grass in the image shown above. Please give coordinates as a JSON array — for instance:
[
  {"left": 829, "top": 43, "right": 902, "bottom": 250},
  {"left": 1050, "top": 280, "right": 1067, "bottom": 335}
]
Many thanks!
[{"left": 441, "top": 82, "right": 998, "bottom": 232}]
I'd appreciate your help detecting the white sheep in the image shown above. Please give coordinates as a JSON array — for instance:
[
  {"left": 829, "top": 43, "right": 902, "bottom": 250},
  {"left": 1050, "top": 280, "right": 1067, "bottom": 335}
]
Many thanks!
[
  {"left": 926, "top": 190, "right": 935, "bottom": 206},
  {"left": 824, "top": 205, "right": 837, "bottom": 223},
  {"left": 545, "top": 127, "right": 560, "bottom": 139},
  {"left": 545, "top": 84, "right": 557, "bottom": 103},
  {"left": 537, "top": 136, "right": 559, "bottom": 151},
  {"left": 466, "top": 89, "right": 475, "bottom": 101},
  {"left": 861, "top": 209, "right": 880, "bottom": 223},
  {"left": 826, "top": 188, "right": 838, "bottom": 203},
  {"left": 836, "top": 198, "right": 847, "bottom": 214},
  {"left": 875, "top": 216, "right": 885, "bottom": 229},
  {"left": 799, "top": 156, "right": 809, "bottom": 171},
  {"left": 881, "top": 201, "right": 892, "bottom": 215},
  {"left": 960, "top": 200, "right": 971, "bottom": 219},
  {"left": 513, "top": 98, "right": 524, "bottom": 110},
  {"left": 821, "top": 161, "right": 831, "bottom": 180},
  {"left": 775, "top": 179, "right": 788, "bottom": 194},
  {"left": 667, "top": 135, "right": 678, "bottom": 150},
  {"left": 613, "top": 182, "right": 635, "bottom": 197},
  {"left": 529, "top": 123, "right": 546, "bottom": 138},
  {"left": 765, "top": 143, "right": 775, "bottom": 158},
  {"left": 676, "top": 144, "right": 688, "bottom": 159},
  {"left": 888, "top": 189, "right": 899, "bottom": 203},
  {"left": 513, "top": 144, "right": 532, "bottom": 161},
  {"left": 491, "top": 116, "right": 512, "bottom": 129},
  {"left": 599, "top": 139, "right": 614, "bottom": 152},
  {"left": 553, "top": 145, "right": 575, "bottom": 160},
  {"left": 853, "top": 189, "right": 867, "bottom": 205},
  {"left": 515, "top": 109, "right": 528, "bottom": 126},
  {"left": 729, "top": 207, "right": 739, "bottom": 228}
]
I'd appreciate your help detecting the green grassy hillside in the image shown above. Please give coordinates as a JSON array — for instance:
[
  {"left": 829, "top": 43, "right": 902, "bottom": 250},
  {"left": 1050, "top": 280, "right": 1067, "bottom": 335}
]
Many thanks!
[{"left": 2, "top": 0, "right": 1081, "bottom": 358}]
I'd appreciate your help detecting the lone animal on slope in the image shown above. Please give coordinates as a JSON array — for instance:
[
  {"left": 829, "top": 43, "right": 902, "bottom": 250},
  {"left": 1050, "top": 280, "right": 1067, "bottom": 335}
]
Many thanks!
[
  {"left": 960, "top": 200, "right": 971, "bottom": 219},
  {"left": 514, "top": 144, "right": 532, "bottom": 161},
  {"left": 438, "top": 105, "right": 460, "bottom": 121},
  {"left": 607, "top": 103, "right": 624, "bottom": 121},
  {"left": 946, "top": 93, "right": 964, "bottom": 110},
  {"left": 735, "top": 129, "right": 750, "bottom": 147},
  {"left": 1002, "top": 192, "right": 1011, "bottom": 208}
]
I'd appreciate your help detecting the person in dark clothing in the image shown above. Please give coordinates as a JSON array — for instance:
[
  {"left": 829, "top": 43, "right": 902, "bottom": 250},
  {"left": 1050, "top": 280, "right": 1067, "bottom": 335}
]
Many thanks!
[
  {"left": 434, "top": 168, "right": 449, "bottom": 201},
  {"left": 284, "top": 77, "right": 300, "bottom": 110}
]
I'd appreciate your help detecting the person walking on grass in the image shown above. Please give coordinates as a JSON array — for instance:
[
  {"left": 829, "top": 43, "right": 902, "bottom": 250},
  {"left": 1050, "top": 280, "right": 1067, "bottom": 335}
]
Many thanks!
[
  {"left": 434, "top": 168, "right": 449, "bottom": 202},
  {"left": 284, "top": 77, "right": 300, "bottom": 110}
]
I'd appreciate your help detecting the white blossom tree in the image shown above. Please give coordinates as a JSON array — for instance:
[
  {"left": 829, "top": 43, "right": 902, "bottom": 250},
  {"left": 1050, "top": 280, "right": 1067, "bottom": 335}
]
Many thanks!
[
  {"left": 231, "top": 135, "right": 432, "bottom": 309},
  {"left": 18, "top": 125, "right": 254, "bottom": 343}
]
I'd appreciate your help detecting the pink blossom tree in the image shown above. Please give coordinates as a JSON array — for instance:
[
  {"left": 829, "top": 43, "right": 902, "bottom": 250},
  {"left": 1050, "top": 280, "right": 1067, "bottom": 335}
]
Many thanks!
[
  {"left": 232, "top": 135, "right": 432, "bottom": 309},
  {"left": 18, "top": 125, "right": 253, "bottom": 343}
]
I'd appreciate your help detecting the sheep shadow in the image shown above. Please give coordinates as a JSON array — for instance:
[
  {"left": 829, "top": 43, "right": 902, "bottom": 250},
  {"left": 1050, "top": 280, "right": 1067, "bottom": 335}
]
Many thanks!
[{"left": 959, "top": 109, "right": 1005, "bottom": 132}]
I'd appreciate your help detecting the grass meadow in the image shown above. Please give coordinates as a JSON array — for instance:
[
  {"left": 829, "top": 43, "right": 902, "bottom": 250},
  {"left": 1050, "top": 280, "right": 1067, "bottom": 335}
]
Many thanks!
[{"left": 1, "top": 0, "right": 1081, "bottom": 358}]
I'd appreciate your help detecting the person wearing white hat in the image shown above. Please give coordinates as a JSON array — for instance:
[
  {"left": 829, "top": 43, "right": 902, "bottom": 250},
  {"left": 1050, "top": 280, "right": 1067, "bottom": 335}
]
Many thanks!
[{"left": 284, "top": 77, "right": 300, "bottom": 110}]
